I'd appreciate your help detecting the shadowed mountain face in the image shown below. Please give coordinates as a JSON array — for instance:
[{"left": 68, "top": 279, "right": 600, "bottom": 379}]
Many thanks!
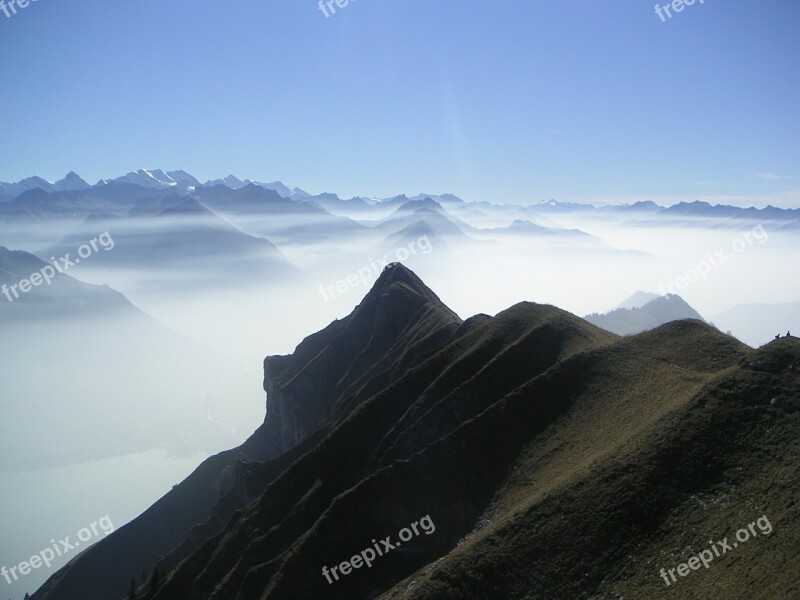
[{"left": 31, "top": 265, "right": 800, "bottom": 600}]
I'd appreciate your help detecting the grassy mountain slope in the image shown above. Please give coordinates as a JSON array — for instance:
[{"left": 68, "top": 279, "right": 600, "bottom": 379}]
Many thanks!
[{"left": 32, "top": 265, "right": 800, "bottom": 600}]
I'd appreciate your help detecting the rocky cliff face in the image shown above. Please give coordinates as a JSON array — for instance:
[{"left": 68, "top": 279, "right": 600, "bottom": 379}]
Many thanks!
[
  {"left": 32, "top": 264, "right": 462, "bottom": 600},
  {"left": 257, "top": 263, "right": 462, "bottom": 454}
]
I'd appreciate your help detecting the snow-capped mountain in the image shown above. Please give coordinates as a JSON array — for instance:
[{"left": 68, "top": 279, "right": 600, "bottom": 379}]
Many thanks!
[
  {"left": 165, "top": 169, "right": 201, "bottom": 189},
  {"left": 204, "top": 175, "right": 250, "bottom": 189},
  {"left": 107, "top": 169, "right": 198, "bottom": 191},
  {"left": 203, "top": 175, "right": 296, "bottom": 198}
]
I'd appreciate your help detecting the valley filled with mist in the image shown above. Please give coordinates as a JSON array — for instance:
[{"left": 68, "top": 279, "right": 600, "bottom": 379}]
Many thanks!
[{"left": 1, "top": 171, "right": 798, "bottom": 597}]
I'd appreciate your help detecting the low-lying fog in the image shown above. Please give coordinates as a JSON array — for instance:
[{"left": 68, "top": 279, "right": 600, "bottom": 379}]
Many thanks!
[{"left": 1, "top": 203, "right": 797, "bottom": 598}]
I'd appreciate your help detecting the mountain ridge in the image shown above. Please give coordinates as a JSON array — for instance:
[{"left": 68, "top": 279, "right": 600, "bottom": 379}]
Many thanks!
[
  {"left": 4, "top": 171, "right": 799, "bottom": 218},
  {"left": 30, "top": 265, "right": 800, "bottom": 600}
]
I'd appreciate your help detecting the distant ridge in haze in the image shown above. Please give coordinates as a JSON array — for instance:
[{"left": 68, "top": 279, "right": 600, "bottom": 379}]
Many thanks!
[
  {"left": 0, "top": 172, "right": 90, "bottom": 198},
  {"left": 4, "top": 169, "right": 799, "bottom": 218},
  {"left": 585, "top": 292, "right": 705, "bottom": 336}
]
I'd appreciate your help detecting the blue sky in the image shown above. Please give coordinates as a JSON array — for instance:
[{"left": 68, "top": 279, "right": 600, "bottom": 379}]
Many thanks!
[{"left": 0, "top": 0, "right": 798, "bottom": 206}]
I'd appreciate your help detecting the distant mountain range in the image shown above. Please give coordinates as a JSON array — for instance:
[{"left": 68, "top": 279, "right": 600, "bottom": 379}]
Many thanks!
[
  {"left": 43, "top": 195, "right": 298, "bottom": 285},
  {"left": 481, "top": 218, "right": 606, "bottom": 245},
  {"left": 31, "top": 264, "right": 800, "bottom": 600},
  {"left": 0, "top": 179, "right": 609, "bottom": 266},
  {"left": 101, "top": 169, "right": 201, "bottom": 191},
  {"left": 0, "top": 171, "right": 90, "bottom": 199},
  {"left": 2, "top": 170, "right": 799, "bottom": 224}
]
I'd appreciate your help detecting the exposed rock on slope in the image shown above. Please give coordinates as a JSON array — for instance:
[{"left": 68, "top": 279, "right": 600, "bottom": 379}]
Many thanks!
[{"left": 32, "top": 264, "right": 462, "bottom": 600}]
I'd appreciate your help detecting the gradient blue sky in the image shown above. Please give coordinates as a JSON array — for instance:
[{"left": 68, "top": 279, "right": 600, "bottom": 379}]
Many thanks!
[{"left": 1, "top": 0, "right": 798, "bottom": 206}]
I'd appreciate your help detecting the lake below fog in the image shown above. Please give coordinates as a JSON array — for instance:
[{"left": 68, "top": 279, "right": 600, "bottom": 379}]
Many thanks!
[{"left": 0, "top": 450, "right": 210, "bottom": 599}]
